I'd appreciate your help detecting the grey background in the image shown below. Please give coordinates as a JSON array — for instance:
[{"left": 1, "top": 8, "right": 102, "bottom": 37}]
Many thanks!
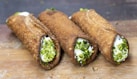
[{"left": 0, "top": 0, "right": 137, "bottom": 24}]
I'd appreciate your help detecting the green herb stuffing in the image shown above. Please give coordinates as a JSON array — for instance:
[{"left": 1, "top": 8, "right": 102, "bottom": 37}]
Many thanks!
[
  {"left": 113, "top": 36, "right": 129, "bottom": 63},
  {"left": 74, "top": 38, "right": 94, "bottom": 66},
  {"left": 46, "top": 8, "right": 56, "bottom": 11},
  {"left": 80, "top": 8, "right": 89, "bottom": 11},
  {"left": 40, "top": 36, "right": 56, "bottom": 63},
  {"left": 14, "top": 12, "right": 20, "bottom": 15}
]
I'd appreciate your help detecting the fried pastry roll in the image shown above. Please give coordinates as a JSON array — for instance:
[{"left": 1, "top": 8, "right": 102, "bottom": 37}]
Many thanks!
[
  {"left": 6, "top": 12, "right": 61, "bottom": 70},
  {"left": 71, "top": 9, "right": 129, "bottom": 64},
  {"left": 38, "top": 9, "right": 98, "bottom": 66}
]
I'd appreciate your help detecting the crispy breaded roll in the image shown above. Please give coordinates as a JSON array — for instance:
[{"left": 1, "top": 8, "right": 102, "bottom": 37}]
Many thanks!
[
  {"left": 71, "top": 9, "right": 129, "bottom": 64},
  {"left": 6, "top": 12, "right": 61, "bottom": 70},
  {"left": 38, "top": 9, "right": 98, "bottom": 66}
]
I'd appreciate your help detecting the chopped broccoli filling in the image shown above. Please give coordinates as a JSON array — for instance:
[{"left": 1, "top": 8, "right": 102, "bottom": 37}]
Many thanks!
[
  {"left": 113, "top": 35, "right": 129, "bottom": 63},
  {"left": 40, "top": 36, "right": 56, "bottom": 63},
  {"left": 80, "top": 8, "right": 89, "bottom": 11},
  {"left": 74, "top": 38, "right": 94, "bottom": 66}
]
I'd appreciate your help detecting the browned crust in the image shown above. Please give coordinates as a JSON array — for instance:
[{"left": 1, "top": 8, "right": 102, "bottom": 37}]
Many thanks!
[
  {"left": 71, "top": 9, "right": 129, "bottom": 64},
  {"left": 6, "top": 13, "right": 61, "bottom": 70},
  {"left": 38, "top": 10, "right": 98, "bottom": 66}
]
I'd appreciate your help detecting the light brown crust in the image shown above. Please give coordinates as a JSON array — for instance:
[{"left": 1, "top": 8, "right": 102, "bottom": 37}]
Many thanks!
[
  {"left": 71, "top": 9, "right": 129, "bottom": 64},
  {"left": 6, "top": 13, "right": 61, "bottom": 70},
  {"left": 38, "top": 10, "right": 98, "bottom": 66}
]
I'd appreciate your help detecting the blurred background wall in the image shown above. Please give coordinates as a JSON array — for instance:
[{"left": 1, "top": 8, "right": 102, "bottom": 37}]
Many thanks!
[{"left": 0, "top": 0, "right": 137, "bottom": 24}]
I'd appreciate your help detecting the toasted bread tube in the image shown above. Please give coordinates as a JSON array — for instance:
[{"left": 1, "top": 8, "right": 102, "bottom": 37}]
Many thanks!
[
  {"left": 6, "top": 12, "right": 61, "bottom": 70},
  {"left": 38, "top": 9, "right": 98, "bottom": 66},
  {"left": 71, "top": 9, "right": 129, "bottom": 64}
]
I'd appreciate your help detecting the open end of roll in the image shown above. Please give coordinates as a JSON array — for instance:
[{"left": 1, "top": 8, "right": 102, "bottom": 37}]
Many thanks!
[
  {"left": 39, "top": 35, "right": 57, "bottom": 65},
  {"left": 74, "top": 38, "right": 94, "bottom": 66},
  {"left": 113, "top": 35, "right": 129, "bottom": 64}
]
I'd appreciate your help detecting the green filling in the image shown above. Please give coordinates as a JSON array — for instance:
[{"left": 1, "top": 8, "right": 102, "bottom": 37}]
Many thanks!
[
  {"left": 40, "top": 36, "right": 56, "bottom": 63},
  {"left": 80, "top": 8, "right": 89, "bottom": 11},
  {"left": 74, "top": 38, "right": 94, "bottom": 66},
  {"left": 113, "top": 35, "right": 129, "bottom": 63},
  {"left": 50, "top": 7, "right": 56, "bottom": 10},
  {"left": 14, "top": 12, "right": 20, "bottom": 15}
]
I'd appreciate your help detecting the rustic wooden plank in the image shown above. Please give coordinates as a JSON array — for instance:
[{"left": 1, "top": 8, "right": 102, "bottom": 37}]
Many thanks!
[
  {"left": 0, "top": 20, "right": 137, "bottom": 79},
  {"left": 111, "top": 20, "right": 137, "bottom": 37},
  {"left": 0, "top": 38, "right": 136, "bottom": 79}
]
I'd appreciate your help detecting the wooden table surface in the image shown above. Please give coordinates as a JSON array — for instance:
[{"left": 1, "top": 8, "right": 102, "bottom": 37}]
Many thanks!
[{"left": 0, "top": 20, "right": 137, "bottom": 79}]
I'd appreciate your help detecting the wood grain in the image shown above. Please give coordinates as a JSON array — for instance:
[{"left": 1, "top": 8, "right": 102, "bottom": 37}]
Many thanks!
[{"left": 0, "top": 20, "right": 137, "bottom": 79}]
